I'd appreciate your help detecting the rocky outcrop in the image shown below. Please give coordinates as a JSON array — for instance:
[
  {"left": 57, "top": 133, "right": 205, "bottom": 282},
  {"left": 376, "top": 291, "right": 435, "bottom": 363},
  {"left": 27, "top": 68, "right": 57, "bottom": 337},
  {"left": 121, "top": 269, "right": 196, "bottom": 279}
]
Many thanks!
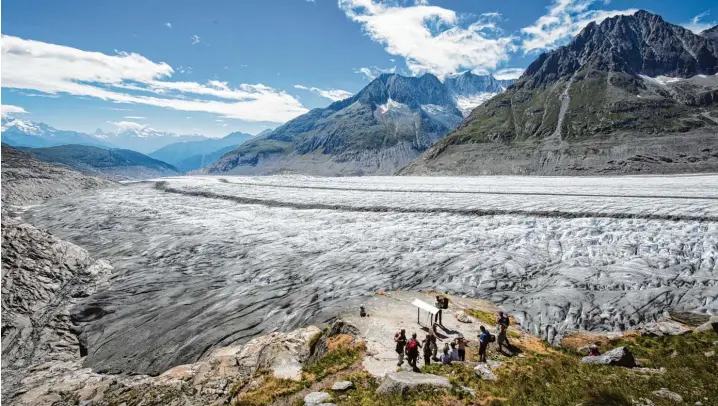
[
  {"left": 474, "top": 360, "right": 502, "bottom": 381},
  {"left": 402, "top": 10, "right": 718, "bottom": 176},
  {"left": 1, "top": 218, "right": 112, "bottom": 405},
  {"left": 652, "top": 388, "right": 683, "bottom": 403},
  {"left": 694, "top": 316, "right": 718, "bottom": 334},
  {"left": 375, "top": 371, "right": 451, "bottom": 395},
  {"left": 580, "top": 346, "right": 637, "bottom": 367},
  {"left": 1, "top": 145, "right": 115, "bottom": 208},
  {"left": 307, "top": 320, "right": 361, "bottom": 364},
  {"left": 640, "top": 320, "right": 692, "bottom": 337}
]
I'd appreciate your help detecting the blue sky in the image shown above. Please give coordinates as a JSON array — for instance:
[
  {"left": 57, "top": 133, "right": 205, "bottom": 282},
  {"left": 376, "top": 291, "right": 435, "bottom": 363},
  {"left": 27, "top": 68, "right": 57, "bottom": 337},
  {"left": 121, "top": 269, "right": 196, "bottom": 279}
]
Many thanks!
[{"left": 1, "top": 0, "right": 716, "bottom": 137}]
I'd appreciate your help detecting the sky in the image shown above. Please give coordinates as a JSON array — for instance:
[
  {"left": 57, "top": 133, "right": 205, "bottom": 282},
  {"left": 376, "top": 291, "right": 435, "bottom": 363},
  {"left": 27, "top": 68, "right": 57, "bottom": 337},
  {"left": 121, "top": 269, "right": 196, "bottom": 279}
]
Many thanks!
[{"left": 1, "top": 0, "right": 716, "bottom": 138}]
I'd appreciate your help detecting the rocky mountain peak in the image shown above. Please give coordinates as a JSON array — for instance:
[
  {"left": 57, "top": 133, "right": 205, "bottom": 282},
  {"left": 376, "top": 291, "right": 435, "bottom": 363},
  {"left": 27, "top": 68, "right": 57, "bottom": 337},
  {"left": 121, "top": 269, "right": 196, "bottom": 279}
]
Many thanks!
[
  {"left": 701, "top": 25, "right": 718, "bottom": 41},
  {"left": 523, "top": 10, "right": 718, "bottom": 88}
]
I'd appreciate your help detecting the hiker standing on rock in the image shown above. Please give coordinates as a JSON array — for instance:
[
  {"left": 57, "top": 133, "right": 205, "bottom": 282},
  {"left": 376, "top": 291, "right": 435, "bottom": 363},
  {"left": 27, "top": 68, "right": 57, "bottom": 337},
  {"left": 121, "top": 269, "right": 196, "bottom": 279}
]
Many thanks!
[
  {"left": 434, "top": 295, "right": 449, "bottom": 325},
  {"left": 394, "top": 329, "right": 407, "bottom": 366},
  {"left": 449, "top": 342, "right": 461, "bottom": 361},
  {"left": 496, "top": 311, "right": 511, "bottom": 353},
  {"left": 430, "top": 334, "right": 439, "bottom": 361},
  {"left": 422, "top": 334, "right": 433, "bottom": 366},
  {"left": 478, "top": 325, "right": 490, "bottom": 363},
  {"left": 406, "top": 333, "right": 422, "bottom": 372}
]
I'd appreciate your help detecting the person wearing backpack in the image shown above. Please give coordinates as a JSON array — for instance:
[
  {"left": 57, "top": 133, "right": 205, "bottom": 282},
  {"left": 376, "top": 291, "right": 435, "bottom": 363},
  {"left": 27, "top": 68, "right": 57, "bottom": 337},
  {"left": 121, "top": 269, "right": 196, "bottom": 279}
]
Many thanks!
[
  {"left": 394, "top": 329, "right": 407, "bottom": 366},
  {"left": 405, "top": 333, "right": 422, "bottom": 372},
  {"left": 478, "top": 325, "right": 491, "bottom": 363}
]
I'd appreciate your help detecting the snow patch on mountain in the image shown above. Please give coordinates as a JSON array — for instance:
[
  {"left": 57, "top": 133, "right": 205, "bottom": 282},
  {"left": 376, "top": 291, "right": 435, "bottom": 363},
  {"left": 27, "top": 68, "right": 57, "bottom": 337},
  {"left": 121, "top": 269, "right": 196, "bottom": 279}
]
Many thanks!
[{"left": 453, "top": 93, "right": 498, "bottom": 116}]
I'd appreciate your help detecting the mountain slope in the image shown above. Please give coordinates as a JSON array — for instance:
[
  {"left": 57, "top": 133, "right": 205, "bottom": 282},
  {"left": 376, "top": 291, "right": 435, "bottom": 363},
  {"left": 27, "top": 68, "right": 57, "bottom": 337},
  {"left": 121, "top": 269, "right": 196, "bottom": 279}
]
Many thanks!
[
  {"left": 1, "top": 118, "right": 110, "bottom": 149},
  {"left": 402, "top": 10, "right": 718, "bottom": 176},
  {"left": 1, "top": 144, "right": 116, "bottom": 207},
  {"left": 445, "top": 72, "right": 516, "bottom": 115},
  {"left": 20, "top": 145, "right": 180, "bottom": 180},
  {"left": 206, "top": 73, "right": 467, "bottom": 176},
  {"left": 149, "top": 131, "right": 254, "bottom": 172}
]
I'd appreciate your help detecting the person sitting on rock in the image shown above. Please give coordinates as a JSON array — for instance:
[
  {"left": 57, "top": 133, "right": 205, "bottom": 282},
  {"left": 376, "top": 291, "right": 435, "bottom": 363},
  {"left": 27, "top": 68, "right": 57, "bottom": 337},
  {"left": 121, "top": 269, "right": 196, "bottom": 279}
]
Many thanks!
[
  {"left": 478, "top": 325, "right": 490, "bottom": 363},
  {"left": 422, "top": 334, "right": 433, "bottom": 366},
  {"left": 589, "top": 342, "right": 600, "bottom": 356},
  {"left": 440, "top": 347, "right": 452, "bottom": 365},
  {"left": 449, "top": 342, "right": 462, "bottom": 362},
  {"left": 360, "top": 306, "right": 367, "bottom": 317},
  {"left": 394, "top": 329, "right": 407, "bottom": 366},
  {"left": 405, "top": 333, "right": 422, "bottom": 372}
]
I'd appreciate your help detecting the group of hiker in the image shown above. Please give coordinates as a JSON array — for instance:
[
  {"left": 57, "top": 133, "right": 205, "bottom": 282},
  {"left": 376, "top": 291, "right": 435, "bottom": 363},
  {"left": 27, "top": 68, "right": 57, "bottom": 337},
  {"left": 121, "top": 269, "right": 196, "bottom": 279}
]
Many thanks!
[{"left": 393, "top": 309, "right": 513, "bottom": 372}]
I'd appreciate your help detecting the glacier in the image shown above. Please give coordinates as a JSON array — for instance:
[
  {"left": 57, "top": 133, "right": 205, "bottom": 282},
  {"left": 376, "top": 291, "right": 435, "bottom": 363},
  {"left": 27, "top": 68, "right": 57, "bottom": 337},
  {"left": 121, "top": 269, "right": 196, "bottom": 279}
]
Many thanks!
[{"left": 24, "top": 174, "right": 718, "bottom": 376}]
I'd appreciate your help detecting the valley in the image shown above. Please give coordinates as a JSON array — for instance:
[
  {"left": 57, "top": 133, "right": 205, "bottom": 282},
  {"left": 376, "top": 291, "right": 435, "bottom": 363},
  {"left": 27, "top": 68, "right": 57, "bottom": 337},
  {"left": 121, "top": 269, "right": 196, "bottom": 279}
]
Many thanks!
[{"left": 21, "top": 175, "right": 718, "bottom": 377}]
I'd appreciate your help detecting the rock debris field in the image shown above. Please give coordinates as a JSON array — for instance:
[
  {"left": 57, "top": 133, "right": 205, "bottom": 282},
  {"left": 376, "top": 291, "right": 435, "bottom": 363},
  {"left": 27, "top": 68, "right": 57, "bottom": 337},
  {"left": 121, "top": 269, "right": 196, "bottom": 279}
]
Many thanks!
[{"left": 24, "top": 174, "right": 718, "bottom": 376}]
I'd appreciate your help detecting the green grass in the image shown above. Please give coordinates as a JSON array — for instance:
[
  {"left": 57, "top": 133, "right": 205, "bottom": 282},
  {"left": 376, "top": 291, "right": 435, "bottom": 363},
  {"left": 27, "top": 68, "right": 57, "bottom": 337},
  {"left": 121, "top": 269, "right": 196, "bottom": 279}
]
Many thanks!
[{"left": 328, "top": 330, "right": 718, "bottom": 406}]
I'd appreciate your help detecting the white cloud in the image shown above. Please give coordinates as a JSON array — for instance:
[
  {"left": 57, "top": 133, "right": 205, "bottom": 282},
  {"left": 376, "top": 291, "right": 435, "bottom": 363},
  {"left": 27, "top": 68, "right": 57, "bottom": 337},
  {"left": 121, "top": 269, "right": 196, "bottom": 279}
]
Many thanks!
[
  {"left": 293, "top": 84, "right": 354, "bottom": 101},
  {"left": 165, "top": 22, "right": 172, "bottom": 28},
  {"left": 521, "top": 0, "right": 638, "bottom": 52},
  {"left": 339, "top": 0, "right": 516, "bottom": 78},
  {"left": 353, "top": 65, "right": 396, "bottom": 81},
  {"left": 190, "top": 35, "right": 200, "bottom": 44},
  {"left": 1, "top": 104, "right": 29, "bottom": 117},
  {"left": 1, "top": 35, "right": 308, "bottom": 123},
  {"left": 682, "top": 11, "right": 716, "bottom": 34},
  {"left": 109, "top": 120, "right": 146, "bottom": 131},
  {"left": 124, "top": 116, "right": 146, "bottom": 119},
  {"left": 493, "top": 67, "right": 525, "bottom": 80}
]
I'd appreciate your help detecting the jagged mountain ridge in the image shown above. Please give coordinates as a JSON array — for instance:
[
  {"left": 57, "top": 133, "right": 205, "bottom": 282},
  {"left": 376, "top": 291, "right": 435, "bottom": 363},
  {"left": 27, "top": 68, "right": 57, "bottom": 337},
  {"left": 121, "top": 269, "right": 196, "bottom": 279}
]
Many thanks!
[
  {"left": 207, "top": 72, "right": 512, "bottom": 176},
  {"left": 93, "top": 127, "right": 207, "bottom": 155},
  {"left": 1, "top": 118, "right": 111, "bottom": 149},
  {"left": 402, "top": 10, "right": 718, "bottom": 176}
]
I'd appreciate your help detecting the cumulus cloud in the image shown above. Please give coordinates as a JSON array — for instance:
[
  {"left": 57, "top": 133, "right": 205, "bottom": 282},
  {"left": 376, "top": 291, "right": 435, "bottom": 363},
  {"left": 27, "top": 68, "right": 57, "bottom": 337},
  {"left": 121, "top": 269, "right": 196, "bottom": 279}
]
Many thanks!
[
  {"left": 353, "top": 65, "right": 396, "bottom": 81},
  {"left": 339, "top": 0, "right": 516, "bottom": 78},
  {"left": 165, "top": 22, "right": 172, "bottom": 28},
  {"left": 493, "top": 67, "right": 525, "bottom": 80},
  {"left": 1, "top": 35, "right": 308, "bottom": 122},
  {"left": 682, "top": 11, "right": 716, "bottom": 34},
  {"left": 521, "top": 0, "right": 638, "bottom": 52},
  {"left": 1, "top": 104, "right": 29, "bottom": 117},
  {"left": 294, "top": 84, "right": 354, "bottom": 101}
]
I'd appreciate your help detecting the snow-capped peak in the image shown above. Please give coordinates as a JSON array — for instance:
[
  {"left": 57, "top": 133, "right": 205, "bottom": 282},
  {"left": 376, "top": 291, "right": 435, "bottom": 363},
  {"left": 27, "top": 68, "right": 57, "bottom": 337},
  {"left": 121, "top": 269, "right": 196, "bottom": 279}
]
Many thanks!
[{"left": 1, "top": 117, "right": 53, "bottom": 136}]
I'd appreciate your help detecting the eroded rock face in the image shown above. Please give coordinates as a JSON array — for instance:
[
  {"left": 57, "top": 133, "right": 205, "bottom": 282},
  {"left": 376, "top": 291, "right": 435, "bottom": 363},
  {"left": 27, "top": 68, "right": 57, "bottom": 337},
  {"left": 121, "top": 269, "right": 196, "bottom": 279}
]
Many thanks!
[
  {"left": 376, "top": 371, "right": 451, "bottom": 395},
  {"left": 580, "top": 347, "right": 637, "bottom": 367},
  {"left": 1, "top": 218, "right": 112, "bottom": 405}
]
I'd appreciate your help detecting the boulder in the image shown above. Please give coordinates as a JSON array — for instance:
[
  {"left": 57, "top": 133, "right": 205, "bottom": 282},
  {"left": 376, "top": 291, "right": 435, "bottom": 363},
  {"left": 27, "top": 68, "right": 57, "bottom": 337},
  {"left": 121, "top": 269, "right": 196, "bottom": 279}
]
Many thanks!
[
  {"left": 455, "top": 311, "right": 475, "bottom": 323},
  {"left": 375, "top": 372, "right": 451, "bottom": 396},
  {"left": 580, "top": 347, "right": 637, "bottom": 368},
  {"left": 474, "top": 360, "right": 502, "bottom": 381},
  {"left": 652, "top": 388, "right": 683, "bottom": 404},
  {"left": 640, "top": 321, "right": 691, "bottom": 337},
  {"left": 693, "top": 316, "right": 718, "bottom": 334},
  {"left": 307, "top": 320, "right": 360, "bottom": 364},
  {"left": 304, "top": 391, "right": 331, "bottom": 406},
  {"left": 331, "top": 381, "right": 354, "bottom": 391}
]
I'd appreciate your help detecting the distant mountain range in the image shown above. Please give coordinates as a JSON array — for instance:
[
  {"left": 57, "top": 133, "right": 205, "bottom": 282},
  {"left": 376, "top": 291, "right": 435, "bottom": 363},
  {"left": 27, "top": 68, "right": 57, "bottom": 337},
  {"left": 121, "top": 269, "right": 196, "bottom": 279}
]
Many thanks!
[
  {"left": 92, "top": 127, "right": 207, "bottom": 154},
  {"left": 149, "top": 131, "right": 257, "bottom": 172},
  {"left": 403, "top": 10, "right": 718, "bottom": 176},
  {"left": 207, "top": 72, "right": 514, "bottom": 176},
  {"left": 1, "top": 118, "right": 111, "bottom": 149},
  {"left": 18, "top": 144, "right": 180, "bottom": 180}
]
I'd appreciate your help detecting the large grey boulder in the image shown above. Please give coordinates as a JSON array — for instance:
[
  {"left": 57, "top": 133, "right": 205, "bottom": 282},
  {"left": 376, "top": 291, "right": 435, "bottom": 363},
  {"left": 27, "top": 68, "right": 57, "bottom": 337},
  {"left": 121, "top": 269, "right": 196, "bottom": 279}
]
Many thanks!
[
  {"left": 474, "top": 360, "right": 502, "bottom": 381},
  {"left": 640, "top": 321, "right": 691, "bottom": 337},
  {"left": 307, "top": 319, "right": 360, "bottom": 364},
  {"left": 375, "top": 372, "right": 451, "bottom": 396},
  {"left": 304, "top": 391, "right": 331, "bottom": 406},
  {"left": 580, "top": 347, "right": 637, "bottom": 368}
]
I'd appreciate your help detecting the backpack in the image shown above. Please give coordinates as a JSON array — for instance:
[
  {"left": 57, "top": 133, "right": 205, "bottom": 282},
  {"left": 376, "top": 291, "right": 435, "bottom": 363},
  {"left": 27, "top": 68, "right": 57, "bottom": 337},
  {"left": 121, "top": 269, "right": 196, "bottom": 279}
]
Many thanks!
[
  {"left": 489, "top": 334, "right": 496, "bottom": 343},
  {"left": 407, "top": 339, "right": 419, "bottom": 355},
  {"left": 500, "top": 315, "right": 510, "bottom": 327}
]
